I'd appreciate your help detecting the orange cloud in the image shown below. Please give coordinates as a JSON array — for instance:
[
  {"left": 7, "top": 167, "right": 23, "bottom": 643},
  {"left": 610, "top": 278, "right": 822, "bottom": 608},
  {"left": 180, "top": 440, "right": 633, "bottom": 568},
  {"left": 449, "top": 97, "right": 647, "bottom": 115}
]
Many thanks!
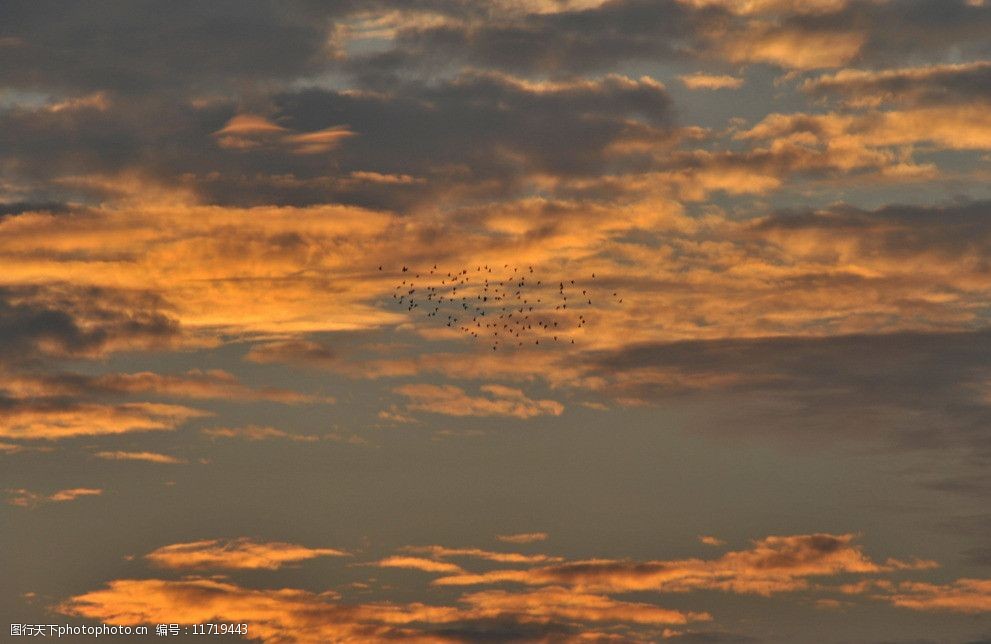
[
  {"left": 94, "top": 451, "right": 185, "bottom": 464},
  {"left": 402, "top": 544, "right": 563, "bottom": 565},
  {"left": 374, "top": 556, "right": 466, "bottom": 574},
  {"left": 245, "top": 340, "right": 337, "bottom": 368},
  {"left": 144, "top": 538, "right": 349, "bottom": 570},
  {"left": 201, "top": 425, "right": 321, "bottom": 442},
  {"left": 459, "top": 585, "right": 710, "bottom": 625},
  {"left": 0, "top": 401, "right": 209, "bottom": 440},
  {"left": 59, "top": 577, "right": 707, "bottom": 642},
  {"left": 59, "top": 578, "right": 460, "bottom": 643},
  {"left": 0, "top": 370, "right": 317, "bottom": 403},
  {"left": 803, "top": 61, "right": 991, "bottom": 107},
  {"left": 435, "top": 534, "right": 926, "bottom": 596},
  {"left": 679, "top": 0, "right": 858, "bottom": 14},
  {"left": 497, "top": 532, "right": 549, "bottom": 544},
  {"left": 394, "top": 383, "right": 564, "bottom": 419},
  {"left": 0, "top": 199, "right": 403, "bottom": 337},
  {"left": 885, "top": 579, "right": 991, "bottom": 613},
  {"left": 213, "top": 114, "right": 354, "bottom": 154},
  {"left": 6, "top": 487, "right": 102, "bottom": 507},
  {"left": 721, "top": 25, "right": 866, "bottom": 70},
  {"left": 679, "top": 74, "right": 744, "bottom": 90},
  {"left": 89, "top": 370, "right": 320, "bottom": 403},
  {"left": 739, "top": 105, "right": 991, "bottom": 152}
]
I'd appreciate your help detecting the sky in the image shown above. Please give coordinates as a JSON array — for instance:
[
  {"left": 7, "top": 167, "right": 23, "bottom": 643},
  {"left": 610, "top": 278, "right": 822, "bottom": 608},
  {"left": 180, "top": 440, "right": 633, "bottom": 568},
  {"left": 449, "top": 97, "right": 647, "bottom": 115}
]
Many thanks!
[{"left": 2, "top": 1, "right": 991, "bottom": 642}]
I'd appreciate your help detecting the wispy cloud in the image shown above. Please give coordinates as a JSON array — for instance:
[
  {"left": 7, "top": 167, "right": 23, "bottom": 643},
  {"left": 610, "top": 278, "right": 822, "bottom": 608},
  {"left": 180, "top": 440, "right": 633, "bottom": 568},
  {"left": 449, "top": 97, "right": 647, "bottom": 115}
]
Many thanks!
[
  {"left": 144, "top": 538, "right": 349, "bottom": 571},
  {"left": 497, "top": 532, "right": 549, "bottom": 544},
  {"left": 394, "top": 383, "right": 564, "bottom": 419},
  {"left": 94, "top": 451, "right": 185, "bottom": 465},
  {"left": 6, "top": 487, "right": 102, "bottom": 507}
]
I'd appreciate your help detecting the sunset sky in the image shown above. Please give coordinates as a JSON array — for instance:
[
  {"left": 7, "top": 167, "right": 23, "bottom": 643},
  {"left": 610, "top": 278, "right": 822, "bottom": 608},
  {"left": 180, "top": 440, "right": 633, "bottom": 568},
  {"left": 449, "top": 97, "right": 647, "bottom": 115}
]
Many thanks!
[{"left": 2, "top": 1, "right": 991, "bottom": 642}]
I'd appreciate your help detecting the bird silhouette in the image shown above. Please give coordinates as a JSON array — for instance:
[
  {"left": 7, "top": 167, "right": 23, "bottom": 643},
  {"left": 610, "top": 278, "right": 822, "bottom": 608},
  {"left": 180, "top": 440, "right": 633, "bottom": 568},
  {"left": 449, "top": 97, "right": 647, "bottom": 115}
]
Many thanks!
[{"left": 388, "top": 264, "right": 621, "bottom": 349}]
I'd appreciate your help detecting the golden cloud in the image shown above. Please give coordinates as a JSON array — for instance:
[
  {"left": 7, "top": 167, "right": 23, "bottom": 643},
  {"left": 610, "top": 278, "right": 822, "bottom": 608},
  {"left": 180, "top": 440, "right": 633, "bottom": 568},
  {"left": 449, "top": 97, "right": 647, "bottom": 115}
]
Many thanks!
[
  {"left": 497, "top": 532, "right": 550, "bottom": 544},
  {"left": 213, "top": 115, "right": 355, "bottom": 154},
  {"left": 394, "top": 383, "right": 564, "bottom": 419},
  {"left": 459, "top": 585, "right": 710, "bottom": 625},
  {"left": 94, "top": 451, "right": 185, "bottom": 464},
  {"left": 0, "top": 370, "right": 317, "bottom": 403},
  {"left": 144, "top": 538, "right": 349, "bottom": 571},
  {"left": 885, "top": 578, "right": 991, "bottom": 613},
  {"left": 0, "top": 401, "right": 209, "bottom": 440},
  {"left": 402, "top": 544, "right": 564, "bottom": 565},
  {"left": 6, "top": 487, "right": 102, "bottom": 507},
  {"left": 59, "top": 576, "right": 705, "bottom": 642},
  {"left": 374, "top": 556, "right": 466, "bottom": 574},
  {"left": 678, "top": 74, "right": 744, "bottom": 90},
  {"left": 201, "top": 425, "right": 321, "bottom": 442},
  {"left": 434, "top": 534, "right": 929, "bottom": 596}
]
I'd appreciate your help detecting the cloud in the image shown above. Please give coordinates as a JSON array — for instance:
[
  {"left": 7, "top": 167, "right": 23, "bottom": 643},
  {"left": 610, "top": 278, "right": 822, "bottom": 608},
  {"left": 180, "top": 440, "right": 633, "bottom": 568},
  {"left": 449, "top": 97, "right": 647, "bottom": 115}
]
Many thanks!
[
  {"left": 394, "top": 383, "right": 564, "bottom": 419},
  {"left": 884, "top": 579, "right": 991, "bottom": 613},
  {"left": 0, "top": 199, "right": 402, "bottom": 335},
  {"left": 0, "top": 441, "right": 27, "bottom": 454},
  {"left": 94, "top": 451, "right": 185, "bottom": 465},
  {"left": 580, "top": 327, "right": 991, "bottom": 461},
  {"left": 245, "top": 340, "right": 337, "bottom": 368},
  {"left": 59, "top": 577, "right": 456, "bottom": 643},
  {"left": 0, "top": 400, "right": 208, "bottom": 440},
  {"left": 402, "top": 545, "right": 564, "bottom": 565},
  {"left": 498, "top": 532, "right": 550, "bottom": 544},
  {"left": 258, "top": 71, "right": 676, "bottom": 206},
  {"left": 212, "top": 114, "right": 355, "bottom": 154},
  {"left": 47, "top": 488, "right": 103, "bottom": 502},
  {"left": 348, "top": 1, "right": 703, "bottom": 77},
  {"left": 144, "top": 538, "right": 349, "bottom": 571},
  {"left": 458, "top": 585, "right": 710, "bottom": 625},
  {"left": 720, "top": 25, "right": 866, "bottom": 69},
  {"left": 803, "top": 61, "right": 991, "bottom": 107},
  {"left": 201, "top": 425, "right": 321, "bottom": 442},
  {"left": 6, "top": 487, "right": 102, "bottom": 507},
  {"left": 0, "top": 69, "right": 678, "bottom": 211},
  {"left": 739, "top": 105, "right": 991, "bottom": 153},
  {"left": 59, "top": 576, "right": 705, "bottom": 643},
  {"left": 699, "top": 536, "right": 726, "bottom": 547},
  {"left": 0, "top": 2, "right": 346, "bottom": 93},
  {"left": 679, "top": 74, "right": 744, "bottom": 90},
  {"left": 56, "top": 532, "right": 954, "bottom": 642},
  {"left": 344, "top": 0, "right": 991, "bottom": 79},
  {"left": 434, "top": 534, "right": 929, "bottom": 596},
  {"left": 678, "top": 0, "right": 858, "bottom": 14},
  {"left": 0, "top": 285, "right": 181, "bottom": 363},
  {"left": 374, "top": 556, "right": 466, "bottom": 574},
  {"left": 0, "top": 369, "right": 318, "bottom": 404}
]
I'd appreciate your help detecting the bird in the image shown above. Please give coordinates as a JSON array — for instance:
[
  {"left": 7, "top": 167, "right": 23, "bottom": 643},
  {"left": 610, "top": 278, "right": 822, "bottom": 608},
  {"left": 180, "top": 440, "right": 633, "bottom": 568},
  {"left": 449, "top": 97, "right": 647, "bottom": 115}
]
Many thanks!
[{"left": 388, "top": 264, "right": 622, "bottom": 350}]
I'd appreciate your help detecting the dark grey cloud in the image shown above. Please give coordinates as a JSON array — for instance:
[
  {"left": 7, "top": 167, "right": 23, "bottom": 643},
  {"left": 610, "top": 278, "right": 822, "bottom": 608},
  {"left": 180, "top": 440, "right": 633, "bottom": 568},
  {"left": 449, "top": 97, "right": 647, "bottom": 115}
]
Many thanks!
[
  {"left": 0, "top": 202, "right": 71, "bottom": 218},
  {"left": 670, "top": 633, "right": 760, "bottom": 644},
  {"left": 751, "top": 200, "right": 991, "bottom": 262},
  {"left": 848, "top": 0, "right": 991, "bottom": 66},
  {"left": 427, "top": 617, "right": 578, "bottom": 642},
  {"left": 0, "top": 71, "right": 675, "bottom": 209},
  {"left": 0, "top": 0, "right": 351, "bottom": 94},
  {"left": 348, "top": 0, "right": 712, "bottom": 81},
  {"left": 962, "top": 546, "right": 991, "bottom": 568},
  {"left": 270, "top": 71, "right": 672, "bottom": 180},
  {"left": 345, "top": 0, "right": 991, "bottom": 81},
  {"left": 804, "top": 61, "right": 991, "bottom": 106},
  {"left": 0, "top": 286, "right": 180, "bottom": 363},
  {"left": 583, "top": 328, "right": 991, "bottom": 455}
]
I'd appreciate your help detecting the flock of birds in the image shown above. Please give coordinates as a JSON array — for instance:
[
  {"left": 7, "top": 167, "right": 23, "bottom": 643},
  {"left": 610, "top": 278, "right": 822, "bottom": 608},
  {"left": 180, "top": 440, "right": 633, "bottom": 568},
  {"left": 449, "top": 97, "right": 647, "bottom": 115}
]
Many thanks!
[{"left": 383, "top": 264, "right": 622, "bottom": 350}]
